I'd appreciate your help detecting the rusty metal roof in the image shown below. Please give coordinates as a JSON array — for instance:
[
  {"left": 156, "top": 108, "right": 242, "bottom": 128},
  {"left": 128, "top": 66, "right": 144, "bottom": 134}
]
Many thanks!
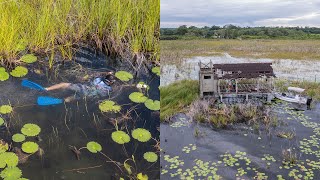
[{"left": 200, "top": 62, "right": 275, "bottom": 79}]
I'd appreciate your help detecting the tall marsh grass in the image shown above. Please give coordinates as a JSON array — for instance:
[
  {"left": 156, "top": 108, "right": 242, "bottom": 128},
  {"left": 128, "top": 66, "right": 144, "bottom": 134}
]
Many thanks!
[{"left": 0, "top": 0, "right": 160, "bottom": 68}]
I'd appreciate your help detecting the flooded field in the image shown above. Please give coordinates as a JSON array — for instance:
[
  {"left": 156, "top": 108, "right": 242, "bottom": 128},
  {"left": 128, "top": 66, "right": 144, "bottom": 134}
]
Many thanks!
[
  {"left": 0, "top": 48, "right": 160, "bottom": 179},
  {"left": 160, "top": 101, "right": 320, "bottom": 179},
  {"left": 161, "top": 54, "right": 320, "bottom": 86}
]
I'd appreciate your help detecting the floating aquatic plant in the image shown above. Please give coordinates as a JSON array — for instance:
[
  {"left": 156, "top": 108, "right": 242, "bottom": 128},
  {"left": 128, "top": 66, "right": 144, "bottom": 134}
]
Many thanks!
[
  {"left": 111, "top": 131, "right": 130, "bottom": 144},
  {"left": 143, "top": 152, "right": 158, "bottom": 163},
  {"left": 0, "top": 141, "right": 8, "bottom": 153},
  {"left": 0, "top": 105, "right": 13, "bottom": 114},
  {"left": 0, "top": 152, "right": 19, "bottom": 168},
  {"left": 124, "top": 162, "right": 132, "bottom": 175},
  {"left": 21, "top": 142, "right": 39, "bottom": 153},
  {"left": 0, "top": 68, "right": 9, "bottom": 81},
  {"left": 0, "top": 117, "right": 4, "bottom": 126},
  {"left": 129, "top": 92, "right": 148, "bottom": 103},
  {"left": 137, "top": 173, "right": 148, "bottom": 180},
  {"left": 12, "top": 134, "right": 26, "bottom": 143},
  {"left": 99, "top": 100, "right": 121, "bottom": 113},
  {"left": 0, "top": 167, "right": 22, "bottom": 179},
  {"left": 115, "top": 71, "right": 133, "bottom": 82},
  {"left": 144, "top": 99, "right": 160, "bottom": 111},
  {"left": 86, "top": 141, "right": 102, "bottom": 153},
  {"left": 10, "top": 66, "right": 28, "bottom": 77},
  {"left": 20, "top": 54, "right": 37, "bottom": 64},
  {"left": 136, "top": 82, "right": 149, "bottom": 90},
  {"left": 21, "top": 124, "right": 41, "bottom": 137},
  {"left": 151, "top": 66, "right": 160, "bottom": 76},
  {"left": 132, "top": 128, "right": 151, "bottom": 142}
]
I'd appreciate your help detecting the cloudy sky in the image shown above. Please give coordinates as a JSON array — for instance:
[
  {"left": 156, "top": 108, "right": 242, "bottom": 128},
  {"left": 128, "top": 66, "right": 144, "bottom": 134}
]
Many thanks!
[{"left": 161, "top": 0, "right": 320, "bottom": 28}]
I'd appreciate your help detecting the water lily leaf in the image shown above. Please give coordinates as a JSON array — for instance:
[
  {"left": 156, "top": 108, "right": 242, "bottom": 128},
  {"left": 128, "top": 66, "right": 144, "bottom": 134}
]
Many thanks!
[
  {"left": 0, "top": 141, "right": 9, "bottom": 154},
  {"left": 129, "top": 92, "right": 148, "bottom": 103},
  {"left": 115, "top": 71, "right": 133, "bottom": 82},
  {"left": 152, "top": 67, "right": 160, "bottom": 76},
  {"left": 132, "top": 128, "right": 151, "bottom": 142},
  {"left": 111, "top": 131, "right": 130, "bottom": 144},
  {"left": 10, "top": 66, "right": 28, "bottom": 77},
  {"left": 12, "top": 134, "right": 26, "bottom": 143},
  {"left": 143, "top": 152, "right": 158, "bottom": 163},
  {"left": 20, "top": 54, "right": 37, "bottom": 64},
  {"left": 0, "top": 68, "right": 9, "bottom": 81},
  {"left": 86, "top": 141, "right": 102, "bottom": 153},
  {"left": 144, "top": 99, "right": 160, "bottom": 111},
  {"left": 21, "top": 142, "right": 39, "bottom": 153},
  {"left": 99, "top": 100, "right": 121, "bottom": 113},
  {"left": 0, "top": 117, "right": 4, "bottom": 126},
  {"left": 0, "top": 105, "right": 13, "bottom": 114},
  {"left": 0, "top": 167, "right": 22, "bottom": 179},
  {"left": 137, "top": 173, "right": 148, "bottom": 180},
  {"left": 0, "top": 152, "right": 19, "bottom": 168},
  {"left": 21, "top": 123, "right": 41, "bottom": 137}
]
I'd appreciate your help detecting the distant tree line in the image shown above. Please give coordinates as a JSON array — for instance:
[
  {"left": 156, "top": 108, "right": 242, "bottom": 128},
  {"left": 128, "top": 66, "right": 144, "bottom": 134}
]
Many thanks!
[{"left": 160, "top": 25, "right": 320, "bottom": 40}]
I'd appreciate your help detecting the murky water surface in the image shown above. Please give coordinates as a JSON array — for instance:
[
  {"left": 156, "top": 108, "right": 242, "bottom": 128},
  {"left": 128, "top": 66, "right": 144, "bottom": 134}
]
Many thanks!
[
  {"left": 161, "top": 102, "right": 320, "bottom": 179},
  {"left": 0, "top": 48, "right": 160, "bottom": 179}
]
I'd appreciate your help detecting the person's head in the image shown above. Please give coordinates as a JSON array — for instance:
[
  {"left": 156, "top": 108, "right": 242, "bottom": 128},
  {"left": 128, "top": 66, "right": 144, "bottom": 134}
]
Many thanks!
[{"left": 104, "top": 74, "right": 116, "bottom": 85}]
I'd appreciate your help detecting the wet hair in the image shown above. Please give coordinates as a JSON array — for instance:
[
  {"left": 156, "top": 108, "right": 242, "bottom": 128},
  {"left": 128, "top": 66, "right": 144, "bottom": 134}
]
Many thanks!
[{"left": 104, "top": 74, "right": 116, "bottom": 84}]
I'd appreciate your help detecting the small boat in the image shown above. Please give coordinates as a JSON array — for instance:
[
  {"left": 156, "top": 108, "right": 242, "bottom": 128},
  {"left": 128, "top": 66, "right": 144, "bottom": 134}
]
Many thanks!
[{"left": 274, "top": 87, "right": 312, "bottom": 105}]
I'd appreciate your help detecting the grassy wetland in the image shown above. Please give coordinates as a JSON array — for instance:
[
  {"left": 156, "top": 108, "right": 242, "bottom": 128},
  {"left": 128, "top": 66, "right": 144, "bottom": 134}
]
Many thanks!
[
  {"left": 0, "top": 0, "right": 160, "bottom": 179},
  {"left": 160, "top": 37, "right": 320, "bottom": 179}
]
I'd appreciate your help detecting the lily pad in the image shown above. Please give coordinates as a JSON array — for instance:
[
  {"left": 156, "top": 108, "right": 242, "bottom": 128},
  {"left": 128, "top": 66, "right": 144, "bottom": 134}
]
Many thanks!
[
  {"left": 137, "top": 173, "right": 148, "bottom": 180},
  {"left": 21, "top": 123, "right": 41, "bottom": 137},
  {"left": 12, "top": 134, "right": 26, "bottom": 143},
  {"left": 0, "top": 117, "right": 4, "bottom": 126},
  {"left": 86, "top": 141, "right": 102, "bottom": 153},
  {"left": 129, "top": 92, "right": 148, "bottom": 103},
  {"left": 144, "top": 99, "right": 160, "bottom": 111},
  {"left": 0, "top": 167, "right": 22, "bottom": 179},
  {"left": 10, "top": 66, "right": 28, "bottom": 77},
  {"left": 0, "top": 105, "right": 13, "bottom": 114},
  {"left": 21, "top": 142, "right": 39, "bottom": 153},
  {"left": 115, "top": 71, "right": 133, "bottom": 82},
  {"left": 0, "top": 142, "right": 9, "bottom": 153},
  {"left": 152, "top": 66, "right": 160, "bottom": 76},
  {"left": 111, "top": 131, "right": 131, "bottom": 144},
  {"left": 0, "top": 152, "right": 19, "bottom": 168},
  {"left": 143, "top": 152, "right": 158, "bottom": 163},
  {"left": 132, "top": 128, "right": 151, "bottom": 142},
  {"left": 99, "top": 100, "right": 121, "bottom": 113},
  {"left": 0, "top": 68, "right": 9, "bottom": 81},
  {"left": 20, "top": 54, "right": 37, "bottom": 64}
]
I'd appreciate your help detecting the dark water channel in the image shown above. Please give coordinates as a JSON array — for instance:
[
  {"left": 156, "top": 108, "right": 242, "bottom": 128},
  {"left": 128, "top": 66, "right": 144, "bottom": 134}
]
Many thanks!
[
  {"left": 161, "top": 102, "right": 320, "bottom": 179},
  {"left": 0, "top": 47, "right": 160, "bottom": 180}
]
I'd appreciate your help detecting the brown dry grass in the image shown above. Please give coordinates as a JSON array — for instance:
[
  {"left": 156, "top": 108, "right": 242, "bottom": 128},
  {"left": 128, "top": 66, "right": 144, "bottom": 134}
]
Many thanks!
[{"left": 161, "top": 39, "right": 320, "bottom": 64}]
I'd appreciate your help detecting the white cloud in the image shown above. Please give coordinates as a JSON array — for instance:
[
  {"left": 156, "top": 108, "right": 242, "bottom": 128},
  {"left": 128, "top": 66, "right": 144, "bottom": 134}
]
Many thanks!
[{"left": 161, "top": 0, "right": 320, "bottom": 27}]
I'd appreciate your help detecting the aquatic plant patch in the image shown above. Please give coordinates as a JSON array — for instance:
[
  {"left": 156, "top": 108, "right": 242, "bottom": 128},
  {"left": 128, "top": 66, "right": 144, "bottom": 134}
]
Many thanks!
[
  {"left": 0, "top": 142, "right": 8, "bottom": 153},
  {"left": 144, "top": 99, "right": 160, "bottom": 111},
  {"left": 0, "top": 68, "right": 9, "bottom": 81},
  {"left": 99, "top": 100, "right": 121, "bottom": 113},
  {"left": 20, "top": 54, "right": 37, "bottom": 64},
  {"left": 143, "top": 152, "right": 158, "bottom": 163},
  {"left": 129, "top": 92, "right": 148, "bottom": 103},
  {"left": 0, "top": 105, "right": 13, "bottom": 114},
  {"left": 0, "top": 118, "right": 4, "bottom": 126},
  {"left": 0, "top": 152, "right": 19, "bottom": 168},
  {"left": 115, "top": 71, "right": 133, "bottom": 82},
  {"left": 182, "top": 144, "right": 197, "bottom": 154},
  {"left": 21, "top": 123, "right": 41, "bottom": 137},
  {"left": 12, "top": 134, "right": 26, "bottom": 143},
  {"left": 137, "top": 173, "right": 148, "bottom": 180},
  {"left": 111, "top": 131, "right": 131, "bottom": 144},
  {"left": 86, "top": 141, "right": 102, "bottom": 153},
  {"left": 0, "top": 167, "right": 22, "bottom": 179},
  {"left": 21, "top": 142, "right": 39, "bottom": 154},
  {"left": 132, "top": 128, "right": 151, "bottom": 142},
  {"left": 10, "top": 66, "right": 28, "bottom": 77},
  {"left": 151, "top": 67, "right": 160, "bottom": 76}
]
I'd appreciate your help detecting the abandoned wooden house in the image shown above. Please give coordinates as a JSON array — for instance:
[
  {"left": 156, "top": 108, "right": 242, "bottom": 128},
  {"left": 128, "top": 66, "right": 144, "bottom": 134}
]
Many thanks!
[{"left": 199, "top": 61, "right": 276, "bottom": 102}]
